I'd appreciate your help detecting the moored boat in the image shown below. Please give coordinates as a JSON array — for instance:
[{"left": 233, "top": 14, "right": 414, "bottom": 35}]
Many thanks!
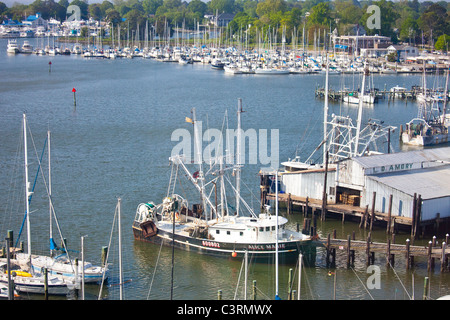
[{"left": 132, "top": 101, "right": 311, "bottom": 262}]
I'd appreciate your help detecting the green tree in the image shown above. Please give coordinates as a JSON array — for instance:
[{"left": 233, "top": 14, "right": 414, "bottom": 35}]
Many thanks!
[
  {"left": 360, "top": 0, "right": 399, "bottom": 39},
  {"left": 435, "top": 34, "right": 450, "bottom": 52},
  {"left": 208, "top": 0, "right": 236, "bottom": 14},
  {"left": 399, "top": 16, "right": 419, "bottom": 43},
  {"left": 105, "top": 8, "right": 121, "bottom": 24},
  {"left": 418, "top": 3, "right": 449, "bottom": 43},
  {"left": 308, "top": 2, "right": 332, "bottom": 27}
]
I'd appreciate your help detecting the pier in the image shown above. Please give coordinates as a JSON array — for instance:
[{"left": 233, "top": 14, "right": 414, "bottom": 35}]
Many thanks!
[
  {"left": 312, "top": 230, "right": 449, "bottom": 273},
  {"left": 314, "top": 87, "right": 419, "bottom": 102}
]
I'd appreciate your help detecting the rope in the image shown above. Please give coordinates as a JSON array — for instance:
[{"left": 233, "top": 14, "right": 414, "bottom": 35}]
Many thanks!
[
  {"left": 349, "top": 266, "right": 375, "bottom": 300},
  {"left": 387, "top": 260, "right": 412, "bottom": 300},
  {"left": 146, "top": 239, "right": 164, "bottom": 300}
]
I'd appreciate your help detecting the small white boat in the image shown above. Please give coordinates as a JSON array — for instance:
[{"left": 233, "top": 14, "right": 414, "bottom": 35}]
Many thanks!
[
  {"left": 6, "top": 39, "right": 19, "bottom": 54},
  {"left": 390, "top": 86, "right": 407, "bottom": 98},
  {"left": 254, "top": 66, "right": 289, "bottom": 75},
  {"left": 21, "top": 41, "right": 33, "bottom": 54},
  {"left": 0, "top": 263, "right": 75, "bottom": 296},
  {"left": 224, "top": 64, "right": 242, "bottom": 74}
]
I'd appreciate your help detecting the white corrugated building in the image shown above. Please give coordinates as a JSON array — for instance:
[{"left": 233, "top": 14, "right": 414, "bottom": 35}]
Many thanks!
[
  {"left": 280, "top": 147, "right": 450, "bottom": 223},
  {"left": 341, "top": 147, "right": 450, "bottom": 221}
]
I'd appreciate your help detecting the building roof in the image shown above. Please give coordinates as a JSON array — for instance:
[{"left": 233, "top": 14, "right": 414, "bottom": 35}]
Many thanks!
[
  {"left": 368, "top": 164, "right": 450, "bottom": 200},
  {"left": 352, "top": 147, "right": 450, "bottom": 170}
]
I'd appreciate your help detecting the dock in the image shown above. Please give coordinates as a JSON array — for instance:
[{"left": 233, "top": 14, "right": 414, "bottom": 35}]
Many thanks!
[
  {"left": 266, "top": 192, "right": 413, "bottom": 230},
  {"left": 312, "top": 230, "right": 449, "bottom": 273},
  {"left": 314, "top": 87, "right": 419, "bottom": 101}
]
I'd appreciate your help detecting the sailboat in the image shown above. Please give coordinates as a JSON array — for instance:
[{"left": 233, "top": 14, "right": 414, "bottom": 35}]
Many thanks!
[
  {"left": 402, "top": 68, "right": 449, "bottom": 146},
  {"left": 1, "top": 114, "right": 108, "bottom": 292},
  {"left": 133, "top": 100, "right": 311, "bottom": 262},
  {"left": 0, "top": 114, "right": 76, "bottom": 296}
]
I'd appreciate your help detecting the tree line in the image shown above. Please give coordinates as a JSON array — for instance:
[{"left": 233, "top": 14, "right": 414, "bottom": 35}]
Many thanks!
[{"left": 1, "top": 0, "right": 449, "bottom": 49}]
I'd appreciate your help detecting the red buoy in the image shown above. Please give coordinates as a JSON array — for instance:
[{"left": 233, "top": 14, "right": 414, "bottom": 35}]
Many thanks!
[
  {"left": 72, "top": 88, "right": 76, "bottom": 93},
  {"left": 231, "top": 251, "right": 237, "bottom": 258}
]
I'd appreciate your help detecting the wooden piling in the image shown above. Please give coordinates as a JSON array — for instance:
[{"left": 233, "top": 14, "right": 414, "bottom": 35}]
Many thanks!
[
  {"left": 366, "top": 234, "right": 371, "bottom": 266},
  {"left": 441, "top": 242, "right": 447, "bottom": 273},
  {"left": 288, "top": 268, "right": 293, "bottom": 300},
  {"left": 287, "top": 193, "right": 292, "bottom": 215},
  {"left": 370, "top": 192, "right": 376, "bottom": 232},
  {"left": 346, "top": 235, "right": 351, "bottom": 267},
  {"left": 326, "top": 233, "right": 331, "bottom": 265},
  {"left": 405, "top": 239, "right": 411, "bottom": 270},
  {"left": 44, "top": 267, "right": 48, "bottom": 300},
  {"left": 253, "top": 280, "right": 257, "bottom": 300},
  {"left": 387, "top": 194, "right": 393, "bottom": 234},
  {"left": 305, "top": 197, "right": 309, "bottom": 217},
  {"left": 217, "top": 290, "right": 222, "bottom": 300},
  {"left": 427, "top": 241, "right": 433, "bottom": 272},
  {"left": 423, "top": 277, "right": 429, "bottom": 300}
]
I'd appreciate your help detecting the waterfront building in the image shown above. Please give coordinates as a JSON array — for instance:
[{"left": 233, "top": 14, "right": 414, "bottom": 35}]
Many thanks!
[{"left": 279, "top": 147, "right": 450, "bottom": 230}]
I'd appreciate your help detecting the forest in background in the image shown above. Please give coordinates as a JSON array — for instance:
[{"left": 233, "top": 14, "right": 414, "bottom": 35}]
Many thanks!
[{"left": 1, "top": 0, "right": 449, "bottom": 49}]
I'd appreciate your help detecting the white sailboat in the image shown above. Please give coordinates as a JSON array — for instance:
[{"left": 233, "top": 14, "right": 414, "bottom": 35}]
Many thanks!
[
  {"left": 1, "top": 115, "right": 108, "bottom": 295},
  {"left": 0, "top": 114, "right": 75, "bottom": 296}
]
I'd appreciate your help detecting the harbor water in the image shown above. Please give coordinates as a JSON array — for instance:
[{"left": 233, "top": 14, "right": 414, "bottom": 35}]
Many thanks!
[{"left": 0, "top": 38, "right": 449, "bottom": 300}]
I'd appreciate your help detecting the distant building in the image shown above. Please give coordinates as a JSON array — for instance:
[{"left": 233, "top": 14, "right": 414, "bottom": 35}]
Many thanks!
[
  {"left": 22, "top": 13, "right": 48, "bottom": 30},
  {"left": 333, "top": 35, "right": 391, "bottom": 56},
  {"left": 387, "top": 44, "right": 419, "bottom": 61},
  {"left": 208, "top": 13, "right": 235, "bottom": 27}
]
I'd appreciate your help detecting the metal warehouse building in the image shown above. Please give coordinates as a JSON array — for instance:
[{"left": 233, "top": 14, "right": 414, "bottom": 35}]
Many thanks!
[{"left": 279, "top": 147, "right": 450, "bottom": 229}]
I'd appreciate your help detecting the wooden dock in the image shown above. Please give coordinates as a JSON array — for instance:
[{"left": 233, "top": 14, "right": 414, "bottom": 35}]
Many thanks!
[
  {"left": 312, "top": 231, "right": 449, "bottom": 272},
  {"left": 266, "top": 192, "right": 412, "bottom": 230},
  {"left": 314, "top": 87, "right": 419, "bottom": 101}
]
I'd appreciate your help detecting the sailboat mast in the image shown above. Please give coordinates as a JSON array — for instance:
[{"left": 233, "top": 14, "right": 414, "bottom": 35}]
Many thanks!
[
  {"left": 118, "top": 198, "right": 123, "bottom": 300},
  {"left": 323, "top": 54, "right": 329, "bottom": 164},
  {"left": 23, "top": 114, "right": 32, "bottom": 258},
  {"left": 236, "top": 99, "right": 242, "bottom": 216},
  {"left": 275, "top": 170, "right": 279, "bottom": 299},
  {"left": 48, "top": 130, "right": 52, "bottom": 255},
  {"left": 354, "top": 61, "right": 366, "bottom": 156},
  {"left": 192, "top": 108, "right": 207, "bottom": 218},
  {"left": 442, "top": 67, "right": 449, "bottom": 126}
]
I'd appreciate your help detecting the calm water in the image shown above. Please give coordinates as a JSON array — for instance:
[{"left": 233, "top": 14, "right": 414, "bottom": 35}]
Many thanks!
[{"left": 0, "top": 38, "right": 449, "bottom": 300}]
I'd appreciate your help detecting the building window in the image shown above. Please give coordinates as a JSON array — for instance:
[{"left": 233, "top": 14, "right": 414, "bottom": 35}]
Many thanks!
[
  {"left": 266, "top": 227, "right": 270, "bottom": 232},
  {"left": 272, "top": 226, "right": 275, "bottom": 231},
  {"left": 240, "top": 232, "right": 243, "bottom": 236},
  {"left": 216, "top": 230, "right": 220, "bottom": 234},
  {"left": 259, "top": 227, "right": 264, "bottom": 232},
  {"left": 227, "top": 231, "right": 231, "bottom": 235}
]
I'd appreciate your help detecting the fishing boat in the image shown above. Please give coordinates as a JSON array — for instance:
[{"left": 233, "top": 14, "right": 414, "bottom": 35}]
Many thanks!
[
  {"left": 401, "top": 68, "right": 449, "bottom": 146},
  {"left": 133, "top": 101, "right": 311, "bottom": 262}
]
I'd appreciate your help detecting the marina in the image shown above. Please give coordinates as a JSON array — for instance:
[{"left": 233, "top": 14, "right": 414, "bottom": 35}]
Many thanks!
[{"left": 0, "top": 37, "right": 449, "bottom": 300}]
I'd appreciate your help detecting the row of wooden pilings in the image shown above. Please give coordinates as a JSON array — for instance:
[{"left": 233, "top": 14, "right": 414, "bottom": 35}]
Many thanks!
[{"left": 323, "top": 230, "right": 449, "bottom": 273}]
